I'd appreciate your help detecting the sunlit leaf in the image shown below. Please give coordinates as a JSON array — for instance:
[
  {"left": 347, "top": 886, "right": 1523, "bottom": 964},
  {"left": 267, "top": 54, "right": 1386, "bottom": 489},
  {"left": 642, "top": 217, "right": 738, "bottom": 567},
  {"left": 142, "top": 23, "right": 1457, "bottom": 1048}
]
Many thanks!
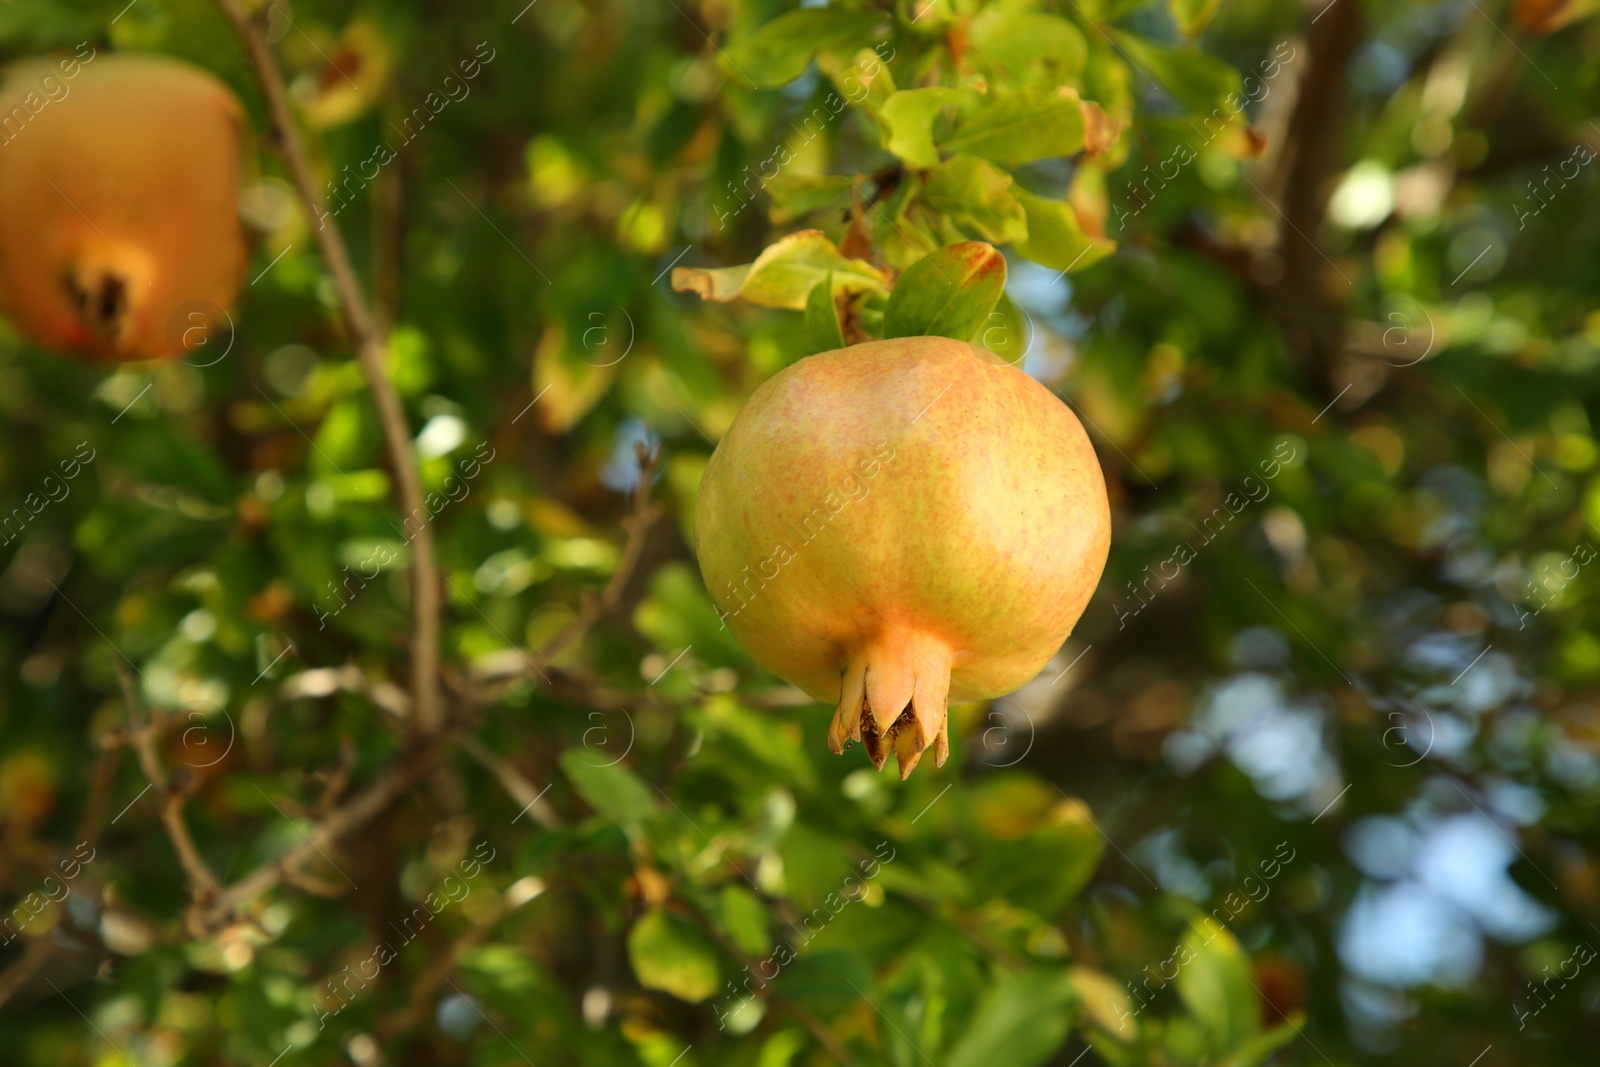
[
  {"left": 942, "top": 84, "right": 1088, "bottom": 165},
  {"left": 882, "top": 86, "right": 981, "bottom": 167},
  {"left": 883, "top": 241, "right": 1006, "bottom": 341},
  {"left": 1175, "top": 923, "right": 1259, "bottom": 1054},
  {"left": 721, "top": 9, "right": 884, "bottom": 87},
  {"left": 1014, "top": 188, "right": 1115, "bottom": 273},
  {"left": 920, "top": 155, "right": 1028, "bottom": 244},
  {"left": 968, "top": 3, "right": 1088, "bottom": 85},
  {"left": 628, "top": 907, "right": 722, "bottom": 1002},
  {"left": 672, "top": 230, "right": 890, "bottom": 310}
]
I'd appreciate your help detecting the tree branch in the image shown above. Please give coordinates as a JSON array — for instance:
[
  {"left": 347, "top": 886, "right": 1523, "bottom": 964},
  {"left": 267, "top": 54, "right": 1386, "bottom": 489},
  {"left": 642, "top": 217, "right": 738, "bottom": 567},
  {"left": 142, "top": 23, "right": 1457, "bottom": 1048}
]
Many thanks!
[
  {"left": 0, "top": 937, "right": 56, "bottom": 1010},
  {"left": 528, "top": 462, "right": 663, "bottom": 673},
  {"left": 214, "top": 0, "right": 442, "bottom": 733},
  {"left": 458, "top": 734, "right": 562, "bottom": 829},
  {"left": 113, "top": 659, "right": 223, "bottom": 925},
  {"left": 200, "top": 735, "right": 451, "bottom": 928}
]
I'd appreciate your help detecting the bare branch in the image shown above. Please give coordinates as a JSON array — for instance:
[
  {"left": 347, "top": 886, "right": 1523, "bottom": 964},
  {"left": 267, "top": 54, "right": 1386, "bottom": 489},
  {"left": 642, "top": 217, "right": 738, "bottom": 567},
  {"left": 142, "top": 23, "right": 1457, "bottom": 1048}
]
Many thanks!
[
  {"left": 376, "top": 925, "right": 489, "bottom": 1040},
  {"left": 202, "top": 737, "right": 449, "bottom": 927},
  {"left": 113, "top": 659, "right": 223, "bottom": 921},
  {"left": 460, "top": 455, "right": 663, "bottom": 709},
  {"left": 529, "top": 461, "right": 663, "bottom": 672},
  {"left": 0, "top": 937, "right": 56, "bottom": 1010},
  {"left": 458, "top": 735, "right": 562, "bottom": 829},
  {"left": 214, "top": 0, "right": 442, "bottom": 732}
]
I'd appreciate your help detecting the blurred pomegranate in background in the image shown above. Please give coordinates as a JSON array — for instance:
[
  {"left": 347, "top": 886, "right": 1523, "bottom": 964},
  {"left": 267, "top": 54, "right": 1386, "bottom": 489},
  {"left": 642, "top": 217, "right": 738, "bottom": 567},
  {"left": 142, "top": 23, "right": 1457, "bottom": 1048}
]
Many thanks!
[
  {"left": 0, "top": 52, "right": 248, "bottom": 361},
  {"left": 696, "top": 337, "right": 1111, "bottom": 778}
]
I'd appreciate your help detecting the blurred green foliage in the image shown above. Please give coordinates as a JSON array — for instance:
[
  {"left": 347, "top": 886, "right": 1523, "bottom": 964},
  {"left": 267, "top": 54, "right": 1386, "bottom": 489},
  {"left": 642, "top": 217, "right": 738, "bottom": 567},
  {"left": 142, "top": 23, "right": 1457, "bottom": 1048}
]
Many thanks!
[{"left": 2, "top": 0, "right": 1600, "bottom": 1065}]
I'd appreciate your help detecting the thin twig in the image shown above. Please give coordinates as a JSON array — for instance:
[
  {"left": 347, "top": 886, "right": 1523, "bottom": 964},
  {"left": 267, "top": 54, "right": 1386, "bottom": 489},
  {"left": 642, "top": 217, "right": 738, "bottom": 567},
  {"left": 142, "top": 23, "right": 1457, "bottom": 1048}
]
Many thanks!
[
  {"left": 113, "top": 659, "right": 223, "bottom": 925},
  {"left": 201, "top": 735, "right": 452, "bottom": 927},
  {"left": 214, "top": 0, "right": 442, "bottom": 733},
  {"left": 377, "top": 924, "right": 489, "bottom": 1039},
  {"left": 458, "top": 735, "right": 562, "bottom": 829},
  {"left": 527, "top": 460, "right": 663, "bottom": 673},
  {"left": 0, "top": 937, "right": 56, "bottom": 1009},
  {"left": 0, "top": 747, "right": 123, "bottom": 1009}
]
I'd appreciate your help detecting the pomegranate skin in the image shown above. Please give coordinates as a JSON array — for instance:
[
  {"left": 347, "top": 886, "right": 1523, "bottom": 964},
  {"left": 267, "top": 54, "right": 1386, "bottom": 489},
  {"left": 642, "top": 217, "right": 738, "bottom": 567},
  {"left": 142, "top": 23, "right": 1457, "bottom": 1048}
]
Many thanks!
[
  {"left": 695, "top": 336, "right": 1110, "bottom": 776},
  {"left": 0, "top": 54, "right": 248, "bottom": 362}
]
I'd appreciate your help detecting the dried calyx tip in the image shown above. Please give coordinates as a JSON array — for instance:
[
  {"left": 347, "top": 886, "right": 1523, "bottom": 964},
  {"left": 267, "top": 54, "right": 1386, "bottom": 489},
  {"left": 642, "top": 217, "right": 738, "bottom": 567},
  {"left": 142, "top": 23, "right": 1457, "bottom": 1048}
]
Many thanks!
[{"left": 826, "top": 630, "right": 952, "bottom": 778}]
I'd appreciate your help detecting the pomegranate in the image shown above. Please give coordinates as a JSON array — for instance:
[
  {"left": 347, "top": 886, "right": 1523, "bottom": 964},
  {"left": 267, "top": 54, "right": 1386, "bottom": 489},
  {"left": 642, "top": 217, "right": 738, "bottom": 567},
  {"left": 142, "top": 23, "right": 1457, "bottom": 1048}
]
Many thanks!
[
  {"left": 696, "top": 336, "right": 1110, "bottom": 777},
  {"left": 0, "top": 53, "right": 248, "bottom": 361}
]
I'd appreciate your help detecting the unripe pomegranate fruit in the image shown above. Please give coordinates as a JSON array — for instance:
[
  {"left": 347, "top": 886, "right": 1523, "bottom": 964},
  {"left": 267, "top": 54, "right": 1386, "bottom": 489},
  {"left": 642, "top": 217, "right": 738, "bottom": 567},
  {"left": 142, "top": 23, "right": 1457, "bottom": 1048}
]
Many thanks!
[
  {"left": 696, "top": 337, "right": 1110, "bottom": 777},
  {"left": 0, "top": 53, "right": 248, "bottom": 361}
]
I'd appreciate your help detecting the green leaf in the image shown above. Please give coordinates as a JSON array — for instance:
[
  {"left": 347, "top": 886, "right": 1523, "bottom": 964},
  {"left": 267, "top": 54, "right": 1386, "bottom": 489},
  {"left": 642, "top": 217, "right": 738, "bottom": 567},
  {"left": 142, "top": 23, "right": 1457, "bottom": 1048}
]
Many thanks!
[
  {"left": 558, "top": 748, "right": 655, "bottom": 830},
  {"left": 920, "top": 155, "right": 1028, "bottom": 244},
  {"left": 883, "top": 241, "right": 1006, "bottom": 341},
  {"left": 1070, "top": 966, "right": 1139, "bottom": 1040},
  {"left": 1175, "top": 924, "right": 1259, "bottom": 1054},
  {"left": 632, "top": 561, "right": 749, "bottom": 666},
  {"left": 721, "top": 9, "right": 883, "bottom": 88},
  {"left": 946, "top": 968, "right": 1078, "bottom": 1067},
  {"left": 968, "top": 4, "right": 1087, "bottom": 86},
  {"left": 976, "top": 291, "right": 1027, "bottom": 365},
  {"left": 762, "top": 173, "right": 853, "bottom": 224},
  {"left": 820, "top": 47, "right": 898, "bottom": 122},
  {"left": 1170, "top": 0, "right": 1223, "bottom": 36},
  {"left": 975, "top": 798, "right": 1104, "bottom": 913},
  {"left": 672, "top": 230, "right": 890, "bottom": 310},
  {"left": 803, "top": 270, "right": 846, "bottom": 354},
  {"left": 114, "top": 421, "right": 236, "bottom": 505},
  {"left": 1110, "top": 30, "right": 1243, "bottom": 114},
  {"left": 717, "top": 885, "right": 772, "bottom": 956},
  {"left": 627, "top": 908, "right": 722, "bottom": 1003},
  {"left": 881, "top": 87, "right": 980, "bottom": 167},
  {"left": 1216, "top": 1014, "right": 1305, "bottom": 1067},
  {"left": 778, "top": 823, "right": 853, "bottom": 911},
  {"left": 312, "top": 396, "right": 381, "bottom": 471},
  {"left": 942, "top": 84, "right": 1087, "bottom": 165},
  {"left": 1014, "top": 188, "right": 1115, "bottom": 273}
]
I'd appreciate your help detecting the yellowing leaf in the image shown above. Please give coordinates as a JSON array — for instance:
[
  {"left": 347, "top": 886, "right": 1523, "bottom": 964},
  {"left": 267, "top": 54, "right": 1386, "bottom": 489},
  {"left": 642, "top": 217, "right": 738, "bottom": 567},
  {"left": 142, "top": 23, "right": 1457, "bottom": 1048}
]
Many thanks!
[
  {"left": 1071, "top": 966, "right": 1139, "bottom": 1040},
  {"left": 532, "top": 324, "right": 620, "bottom": 433},
  {"left": 1014, "top": 189, "right": 1115, "bottom": 273},
  {"left": 942, "top": 84, "right": 1088, "bottom": 165},
  {"left": 882, "top": 87, "right": 981, "bottom": 168},
  {"left": 671, "top": 230, "right": 889, "bottom": 310},
  {"left": 627, "top": 907, "right": 721, "bottom": 1003},
  {"left": 296, "top": 18, "right": 395, "bottom": 129},
  {"left": 1176, "top": 924, "right": 1259, "bottom": 1054},
  {"left": 920, "top": 155, "right": 1028, "bottom": 244},
  {"left": 968, "top": 3, "right": 1088, "bottom": 86}
]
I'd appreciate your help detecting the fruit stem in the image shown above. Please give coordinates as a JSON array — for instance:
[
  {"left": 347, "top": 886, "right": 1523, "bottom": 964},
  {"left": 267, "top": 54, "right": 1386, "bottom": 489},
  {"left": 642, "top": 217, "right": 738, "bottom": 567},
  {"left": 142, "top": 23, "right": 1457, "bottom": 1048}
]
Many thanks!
[{"left": 216, "top": 0, "right": 442, "bottom": 732}]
